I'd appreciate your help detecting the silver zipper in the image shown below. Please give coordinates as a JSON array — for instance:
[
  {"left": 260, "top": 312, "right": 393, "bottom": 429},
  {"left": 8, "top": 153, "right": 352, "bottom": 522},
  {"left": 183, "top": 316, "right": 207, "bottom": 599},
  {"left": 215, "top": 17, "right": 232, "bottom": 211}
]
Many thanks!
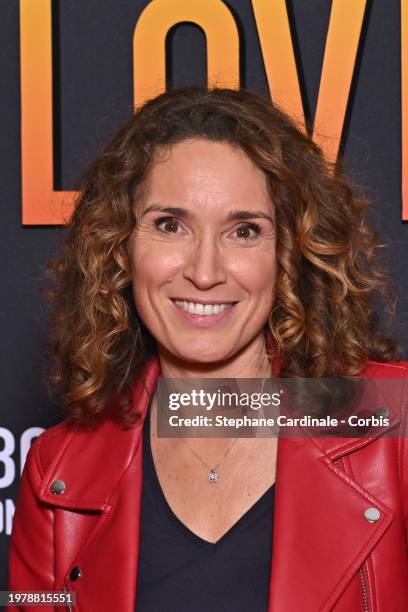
[
  {"left": 61, "top": 585, "right": 73, "bottom": 611},
  {"left": 359, "top": 564, "right": 370, "bottom": 612}
]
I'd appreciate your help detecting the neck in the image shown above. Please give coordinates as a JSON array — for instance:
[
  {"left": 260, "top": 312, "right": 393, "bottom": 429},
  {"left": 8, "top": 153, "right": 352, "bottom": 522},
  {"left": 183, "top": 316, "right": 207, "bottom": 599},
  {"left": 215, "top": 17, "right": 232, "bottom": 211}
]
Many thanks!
[{"left": 156, "top": 331, "right": 272, "bottom": 380}]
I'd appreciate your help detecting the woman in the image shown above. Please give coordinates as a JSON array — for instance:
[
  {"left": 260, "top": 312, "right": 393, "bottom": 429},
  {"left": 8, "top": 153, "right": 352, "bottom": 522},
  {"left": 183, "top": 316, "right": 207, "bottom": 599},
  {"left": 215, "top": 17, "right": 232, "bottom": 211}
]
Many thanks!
[{"left": 7, "top": 86, "right": 408, "bottom": 611}]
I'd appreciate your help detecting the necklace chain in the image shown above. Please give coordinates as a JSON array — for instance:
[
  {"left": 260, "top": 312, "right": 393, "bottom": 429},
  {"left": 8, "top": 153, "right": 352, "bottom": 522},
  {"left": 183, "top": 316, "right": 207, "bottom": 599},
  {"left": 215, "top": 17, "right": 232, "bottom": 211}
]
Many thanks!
[
  {"left": 152, "top": 391, "right": 241, "bottom": 483},
  {"left": 151, "top": 377, "right": 273, "bottom": 484}
]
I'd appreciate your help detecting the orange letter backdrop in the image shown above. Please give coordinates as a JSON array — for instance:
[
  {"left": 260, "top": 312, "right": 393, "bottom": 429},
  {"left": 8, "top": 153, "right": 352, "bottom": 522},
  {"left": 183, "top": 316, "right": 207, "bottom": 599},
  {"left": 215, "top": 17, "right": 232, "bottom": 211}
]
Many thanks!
[{"left": 19, "top": 0, "right": 406, "bottom": 224}]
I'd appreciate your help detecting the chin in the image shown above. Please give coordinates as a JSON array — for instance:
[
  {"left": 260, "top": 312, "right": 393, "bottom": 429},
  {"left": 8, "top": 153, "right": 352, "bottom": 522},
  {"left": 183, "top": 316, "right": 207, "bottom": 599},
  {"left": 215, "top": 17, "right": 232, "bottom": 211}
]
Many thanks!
[
  {"left": 177, "top": 350, "right": 229, "bottom": 365},
  {"left": 166, "top": 341, "right": 233, "bottom": 367}
]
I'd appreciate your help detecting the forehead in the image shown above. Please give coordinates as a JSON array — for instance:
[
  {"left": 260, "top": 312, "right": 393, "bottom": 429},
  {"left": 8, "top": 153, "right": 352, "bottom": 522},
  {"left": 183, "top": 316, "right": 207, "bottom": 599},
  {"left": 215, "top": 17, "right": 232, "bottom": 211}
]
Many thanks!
[{"left": 138, "top": 138, "right": 274, "bottom": 214}]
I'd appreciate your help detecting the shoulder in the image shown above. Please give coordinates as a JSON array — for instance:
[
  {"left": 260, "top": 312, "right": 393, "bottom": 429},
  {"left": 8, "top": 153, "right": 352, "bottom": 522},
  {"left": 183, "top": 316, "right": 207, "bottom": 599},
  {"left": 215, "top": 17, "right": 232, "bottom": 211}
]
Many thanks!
[
  {"left": 22, "top": 420, "right": 76, "bottom": 484},
  {"left": 366, "top": 361, "right": 408, "bottom": 518},
  {"left": 26, "top": 417, "right": 121, "bottom": 482},
  {"left": 25, "top": 359, "right": 158, "bottom": 477},
  {"left": 362, "top": 359, "right": 408, "bottom": 439},
  {"left": 362, "top": 359, "right": 408, "bottom": 378}
]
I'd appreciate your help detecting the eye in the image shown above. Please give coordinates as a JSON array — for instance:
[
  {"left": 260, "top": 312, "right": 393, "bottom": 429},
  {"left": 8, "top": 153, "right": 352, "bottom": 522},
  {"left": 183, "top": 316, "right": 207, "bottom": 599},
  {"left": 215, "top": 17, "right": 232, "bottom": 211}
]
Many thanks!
[
  {"left": 154, "top": 216, "right": 184, "bottom": 234},
  {"left": 233, "top": 222, "right": 262, "bottom": 241}
]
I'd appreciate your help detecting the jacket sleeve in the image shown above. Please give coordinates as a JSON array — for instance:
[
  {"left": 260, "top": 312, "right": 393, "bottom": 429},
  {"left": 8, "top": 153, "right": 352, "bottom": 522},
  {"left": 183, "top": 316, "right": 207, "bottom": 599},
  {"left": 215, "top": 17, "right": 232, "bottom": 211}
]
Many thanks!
[{"left": 7, "top": 437, "right": 55, "bottom": 611}]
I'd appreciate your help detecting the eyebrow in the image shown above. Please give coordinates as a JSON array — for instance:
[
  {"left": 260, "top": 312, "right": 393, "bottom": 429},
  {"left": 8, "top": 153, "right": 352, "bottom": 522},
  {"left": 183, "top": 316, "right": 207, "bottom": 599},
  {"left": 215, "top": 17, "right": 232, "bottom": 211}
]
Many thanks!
[{"left": 141, "top": 205, "right": 274, "bottom": 223}]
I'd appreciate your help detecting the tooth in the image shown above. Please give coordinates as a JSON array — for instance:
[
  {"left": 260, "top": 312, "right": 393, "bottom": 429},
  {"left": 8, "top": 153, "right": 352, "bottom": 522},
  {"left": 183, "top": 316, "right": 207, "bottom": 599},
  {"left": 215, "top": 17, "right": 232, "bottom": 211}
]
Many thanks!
[
  {"left": 173, "top": 300, "right": 234, "bottom": 315},
  {"left": 194, "top": 303, "right": 204, "bottom": 315}
]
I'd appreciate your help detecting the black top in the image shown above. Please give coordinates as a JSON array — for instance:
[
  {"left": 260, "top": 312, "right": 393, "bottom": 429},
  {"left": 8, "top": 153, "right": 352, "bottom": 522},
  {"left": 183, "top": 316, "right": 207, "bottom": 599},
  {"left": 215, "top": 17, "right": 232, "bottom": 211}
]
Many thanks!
[{"left": 135, "top": 408, "right": 275, "bottom": 612}]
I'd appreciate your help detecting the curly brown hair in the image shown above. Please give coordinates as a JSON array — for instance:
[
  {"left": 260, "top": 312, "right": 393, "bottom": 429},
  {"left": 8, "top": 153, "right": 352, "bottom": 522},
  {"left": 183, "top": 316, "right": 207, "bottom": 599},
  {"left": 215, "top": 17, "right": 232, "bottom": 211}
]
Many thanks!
[{"left": 43, "top": 85, "right": 398, "bottom": 428}]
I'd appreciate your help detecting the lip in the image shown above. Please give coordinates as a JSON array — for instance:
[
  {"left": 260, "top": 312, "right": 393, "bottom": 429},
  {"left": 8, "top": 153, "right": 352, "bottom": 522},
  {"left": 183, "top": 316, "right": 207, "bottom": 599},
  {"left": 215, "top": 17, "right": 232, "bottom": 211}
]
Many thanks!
[{"left": 169, "top": 299, "right": 238, "bottom": 328}]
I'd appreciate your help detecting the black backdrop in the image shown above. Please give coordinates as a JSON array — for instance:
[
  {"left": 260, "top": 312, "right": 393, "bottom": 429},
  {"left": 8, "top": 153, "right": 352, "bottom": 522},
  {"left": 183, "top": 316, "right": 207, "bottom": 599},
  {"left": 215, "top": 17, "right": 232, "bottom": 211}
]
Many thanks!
[{"left": 0, "top": 0, "right": 406, "bottom": 587}]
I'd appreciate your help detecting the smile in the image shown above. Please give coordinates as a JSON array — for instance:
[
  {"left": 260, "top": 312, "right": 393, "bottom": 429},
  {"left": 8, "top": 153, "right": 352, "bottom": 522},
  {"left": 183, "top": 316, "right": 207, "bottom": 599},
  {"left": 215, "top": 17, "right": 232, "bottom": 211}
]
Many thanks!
[
  {"left": 172, "top": 300, "right": 235, "bottom": 316},
  {"left": 170, "top": 298, "right": 238, "bottom": 328}
]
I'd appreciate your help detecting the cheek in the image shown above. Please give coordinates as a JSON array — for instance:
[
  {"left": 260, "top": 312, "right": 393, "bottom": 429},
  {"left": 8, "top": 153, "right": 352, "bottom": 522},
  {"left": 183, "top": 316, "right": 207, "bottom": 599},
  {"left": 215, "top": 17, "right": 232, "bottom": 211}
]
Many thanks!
[
  {"left": 130, "top": 242, "right": 185, "bottom": 291},
  {"left": 228, "top": 249, "right": 277, "bottom": 293}
]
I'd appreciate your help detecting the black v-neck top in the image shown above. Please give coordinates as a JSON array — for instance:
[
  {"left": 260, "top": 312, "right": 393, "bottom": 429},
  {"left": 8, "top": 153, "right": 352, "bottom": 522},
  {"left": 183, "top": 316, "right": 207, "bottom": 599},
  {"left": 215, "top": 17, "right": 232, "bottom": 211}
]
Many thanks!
[{"left": 135, "top": 408, "right": 275, "bottom": 612}]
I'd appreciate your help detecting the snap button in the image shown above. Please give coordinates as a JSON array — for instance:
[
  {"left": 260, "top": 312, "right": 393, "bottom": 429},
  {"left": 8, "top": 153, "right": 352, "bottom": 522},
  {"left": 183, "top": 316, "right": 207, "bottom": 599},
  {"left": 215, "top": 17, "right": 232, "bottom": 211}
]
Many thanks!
[
  {"left": 374, "top": 406, "right": 389, "bottom": 419},
  {"left": 364, "top": 507, "right": 381, "bottom": 522},
  {"left": 69, "top": 566, "right": 82, "bottom": 581},
  {"left": 50, "top": 479, "right": 66, "bottom": 495}
]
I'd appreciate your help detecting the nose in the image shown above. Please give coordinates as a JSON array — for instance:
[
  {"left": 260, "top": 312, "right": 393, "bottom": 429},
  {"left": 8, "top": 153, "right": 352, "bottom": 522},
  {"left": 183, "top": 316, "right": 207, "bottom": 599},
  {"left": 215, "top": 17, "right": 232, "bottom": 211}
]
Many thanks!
[{"left": 182, "top": 234, "right": 227, "bottom": 289}]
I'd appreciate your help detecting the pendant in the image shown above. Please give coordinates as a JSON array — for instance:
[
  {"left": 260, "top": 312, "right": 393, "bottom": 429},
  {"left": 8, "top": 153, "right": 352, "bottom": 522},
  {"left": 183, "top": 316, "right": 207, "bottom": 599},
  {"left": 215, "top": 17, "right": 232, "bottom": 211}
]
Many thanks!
[{"left": 209, "top": 469, "right": 218, "bottom": 483}]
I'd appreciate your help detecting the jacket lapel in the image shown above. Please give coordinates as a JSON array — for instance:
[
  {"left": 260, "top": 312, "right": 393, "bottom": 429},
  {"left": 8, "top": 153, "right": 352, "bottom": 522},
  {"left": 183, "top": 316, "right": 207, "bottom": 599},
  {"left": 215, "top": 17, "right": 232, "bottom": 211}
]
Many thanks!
[
  {"left": 268, "top": 375, "right": 402, "bottom": 612},
  {"left": 37, "top": 356, "right": 160, "bottom": 511},
  {"left": 35, "top": 357, "right": 160, "bottom": 609},
  {"left": 268, "top": 435, "right": 396, "bottom": 611}
]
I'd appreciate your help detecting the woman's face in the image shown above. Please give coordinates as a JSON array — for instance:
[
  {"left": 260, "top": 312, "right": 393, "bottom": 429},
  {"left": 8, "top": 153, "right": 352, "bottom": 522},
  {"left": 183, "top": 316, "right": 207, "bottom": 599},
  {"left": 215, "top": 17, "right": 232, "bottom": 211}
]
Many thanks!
[{"left": 128, "top": 138, "right": 277, "bottom": 364}]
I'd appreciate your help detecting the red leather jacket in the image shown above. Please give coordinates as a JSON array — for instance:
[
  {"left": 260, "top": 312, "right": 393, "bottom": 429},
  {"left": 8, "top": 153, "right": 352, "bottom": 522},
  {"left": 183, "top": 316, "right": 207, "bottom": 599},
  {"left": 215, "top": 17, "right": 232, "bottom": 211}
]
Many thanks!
[{"left": 7, "top": 356, "right": 408, "bottom": 611}]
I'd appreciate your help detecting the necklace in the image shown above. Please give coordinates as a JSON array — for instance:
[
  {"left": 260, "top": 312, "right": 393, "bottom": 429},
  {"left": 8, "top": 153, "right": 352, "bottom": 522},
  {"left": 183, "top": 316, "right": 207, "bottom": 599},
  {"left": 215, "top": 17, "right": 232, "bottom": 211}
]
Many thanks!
[
  {"left": 151, "top": 374, "right": 276, "bottom": 484},
  {"left": 151, "top": 392, "right": 240, "bottom": 484},
  {"left": 177, "top": 433, "right": 241, "bottom": 484}
]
